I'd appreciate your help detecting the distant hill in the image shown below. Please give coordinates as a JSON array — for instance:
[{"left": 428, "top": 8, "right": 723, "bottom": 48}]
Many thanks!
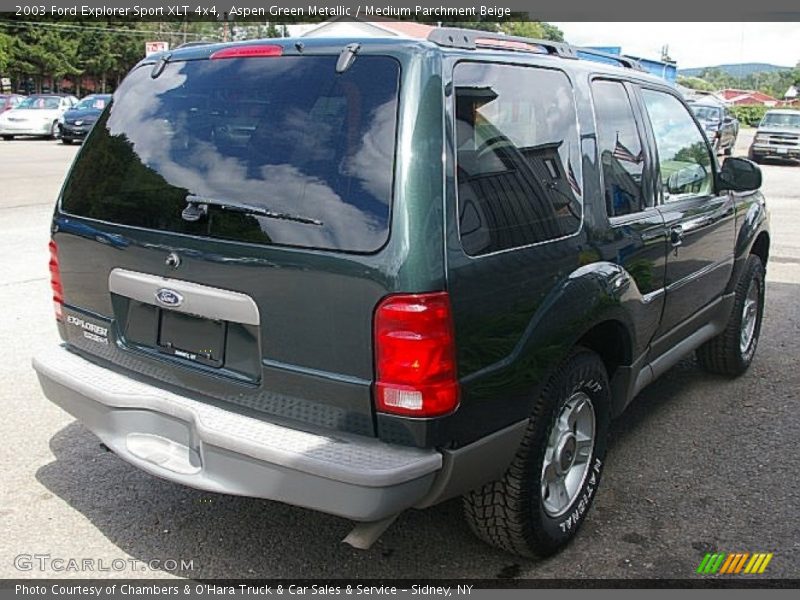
[{"left": 679, "top": 63, "right": 792, "bottom": 78}]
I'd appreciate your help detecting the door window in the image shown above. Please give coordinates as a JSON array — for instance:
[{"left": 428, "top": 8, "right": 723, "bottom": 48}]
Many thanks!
[
  {"left": 591, "top": 80, "right": 648, "bottom": 218},
  {"left": 641, "top": 90, "right": 714, "bottom": 201}
]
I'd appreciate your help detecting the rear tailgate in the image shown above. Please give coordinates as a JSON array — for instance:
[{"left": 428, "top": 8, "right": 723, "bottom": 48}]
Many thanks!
[{"left": 52, "top": 44, "right": 435, "bottom": 438}]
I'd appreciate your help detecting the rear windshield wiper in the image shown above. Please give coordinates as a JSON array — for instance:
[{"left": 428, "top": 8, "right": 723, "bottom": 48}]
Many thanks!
[{"left": 182, "top": 195, "right": 323, "bottom": 226}]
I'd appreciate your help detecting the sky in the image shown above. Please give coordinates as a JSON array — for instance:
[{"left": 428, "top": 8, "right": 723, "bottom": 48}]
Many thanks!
[{"left": 551, "top": 23, "right": 800, "bottom": 69}]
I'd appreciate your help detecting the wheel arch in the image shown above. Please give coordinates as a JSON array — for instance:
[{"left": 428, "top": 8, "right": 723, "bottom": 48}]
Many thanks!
[
  {"left": 576, "top": 319, "right": 633, "bottom": 383},
  {"left": 750, "top": 231, "right": 770, "bottom": 266}
]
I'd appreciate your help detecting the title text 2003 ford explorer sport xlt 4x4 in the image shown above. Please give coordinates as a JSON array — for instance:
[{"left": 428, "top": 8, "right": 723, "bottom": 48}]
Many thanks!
[{"left": 33, "top": 29, "right": 770, "bottom": 557}]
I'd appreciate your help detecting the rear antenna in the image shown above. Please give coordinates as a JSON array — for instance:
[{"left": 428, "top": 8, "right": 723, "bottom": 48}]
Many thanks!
[
  {"left": 336, "top": 43, "right": 360, "bottom": 74},
  {"left": 151, "top": 53, "right": 172, "bottom": 79}
]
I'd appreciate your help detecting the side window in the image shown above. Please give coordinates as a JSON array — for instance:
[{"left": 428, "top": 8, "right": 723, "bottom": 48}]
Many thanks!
[
  {"left": 454, "top": 63, "right": 582, "bottom": 256},
  {"left": 641, "top": 89, "right": 714, "bottom": 201},
  {"left": 591, "top": 80, "right": 647, "bottom": 218}
]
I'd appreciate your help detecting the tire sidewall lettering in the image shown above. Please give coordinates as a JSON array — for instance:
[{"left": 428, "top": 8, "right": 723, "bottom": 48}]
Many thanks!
[{"left": 538, "top": 362, "right": 610, "bottom": 543}]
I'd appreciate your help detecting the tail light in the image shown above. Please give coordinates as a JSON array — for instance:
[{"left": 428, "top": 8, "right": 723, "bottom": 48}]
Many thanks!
[
  {"left": 49, "top": 240, "right": 64, "bottom": 322},
  {"left": 374, "top": 292, "right": 459, "bottom": 417}
]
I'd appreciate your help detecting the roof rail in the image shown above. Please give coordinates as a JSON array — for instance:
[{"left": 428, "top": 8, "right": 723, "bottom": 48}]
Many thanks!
[
  {"left": 427, "top": 27, "right": 577, "bottom": 59},
  {"left": 575, "top": 48, "right": 646, "bottom": 71},
  {"left": 427, "top": 27, "right": 646, "bottom": 72}
]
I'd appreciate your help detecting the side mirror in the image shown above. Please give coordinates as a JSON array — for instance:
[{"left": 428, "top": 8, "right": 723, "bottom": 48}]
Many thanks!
[
  {"left": 667, "top": 163, "right": 708, "bottom": 195},
  {"left": 718, "top": 157, "right": 762, "bottom": 192}
]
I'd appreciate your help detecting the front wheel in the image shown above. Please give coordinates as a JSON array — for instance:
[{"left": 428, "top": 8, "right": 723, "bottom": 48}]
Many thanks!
[
  {"left": 697, "top": 254, "right": 765, "bottom": 376},
  {"left": 463, "top": 349, "right": 610, "bottom": 557},
  {"left": 1, "top": 135, "right": 13, "bottom": 141},
  {"left": 50, "top": 121, "right": 60, "bottom": 139}
]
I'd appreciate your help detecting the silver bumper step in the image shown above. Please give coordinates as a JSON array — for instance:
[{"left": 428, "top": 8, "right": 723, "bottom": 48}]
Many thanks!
[{"left": 33, "top": 346, "right": 442, "bottom": 521}]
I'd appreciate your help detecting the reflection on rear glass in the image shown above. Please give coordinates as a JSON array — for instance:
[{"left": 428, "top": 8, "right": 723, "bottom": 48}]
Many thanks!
[{"left": 61, "top": 56, "right": 400, "bottom": 253}]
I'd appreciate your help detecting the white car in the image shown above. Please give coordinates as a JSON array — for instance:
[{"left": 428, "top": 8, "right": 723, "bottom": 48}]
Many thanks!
[{"left": 0, "top": 94, "right": 78, "bottom": 140}]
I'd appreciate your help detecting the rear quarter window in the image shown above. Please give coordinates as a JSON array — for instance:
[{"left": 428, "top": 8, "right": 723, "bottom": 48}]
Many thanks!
[
  {"left": 60, "top": 54, "right": 401, "bottom": 253},
  {"left": 454, "top": 62, "right": 582, "bottom": 256}
]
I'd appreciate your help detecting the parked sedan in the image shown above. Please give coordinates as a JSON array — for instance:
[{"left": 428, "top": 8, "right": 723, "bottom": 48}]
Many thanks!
[
  {"left": 748, "top": 109, "right": 800, "bottom": 164},
  {"left": 689, "top": 100, "right": 739, "bottom": 156},
  {"left": 59, "top": 94, "right": 112, "bottom": 144},
  {"left": 0, "top": 94, "right": 78, "bottom": 140},
  {"left": 1, "top": 94, "right": 25, "bottom": 113}
]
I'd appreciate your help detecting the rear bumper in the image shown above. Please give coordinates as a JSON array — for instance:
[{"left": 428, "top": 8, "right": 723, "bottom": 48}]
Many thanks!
[
  {"left": 33, "top": 346, "right": 442, "bottom": 521},
  {"left": 0, "top": 122, "right": 51, "bottom": 136}
]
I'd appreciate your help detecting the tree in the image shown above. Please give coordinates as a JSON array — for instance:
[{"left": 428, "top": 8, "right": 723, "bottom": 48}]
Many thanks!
[
  {"left": 501, "top": 22, "right": 549, "bottom": 39},
  {"left": 677, "top": 76, "right": 715, "bottom": 92},
  {"left": 438, "top": 21, "right": 564, "bottom": 41}
]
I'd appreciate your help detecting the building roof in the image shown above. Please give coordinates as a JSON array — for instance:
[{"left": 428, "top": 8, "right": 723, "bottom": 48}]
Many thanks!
[{"left": 717, "top": 88, "right": 779, "bottom": 105}]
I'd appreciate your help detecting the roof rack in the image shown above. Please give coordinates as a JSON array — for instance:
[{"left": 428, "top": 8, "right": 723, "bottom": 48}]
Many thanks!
[
  {"left": 427, "top": 27, "right": 577, "bottom": 59},
  {"left": 574, "top": 48, "right": 646, "bottom": 71},
  {"left": 427, "top": 27, "right": 646, "bottom": 72}
]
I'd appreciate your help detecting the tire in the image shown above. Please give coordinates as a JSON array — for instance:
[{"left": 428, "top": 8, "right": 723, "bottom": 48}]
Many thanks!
[
  {"left": 696, "top": 254, "right": 765, "bottom": 376},
  {"left": 724, "top": 144, "right": 733, "bottom": 157},
  {"left": 50, "top": 121, "right": 60, "bottom": 139},
  {"left": 1, "top": 135, "right": 13, "bottom": 141},
  {"left": 61, "top": 138, "right": 73, "bottom": 145},
  {"left": 463, "top": 348, "right": 610, "bottom": 557}
]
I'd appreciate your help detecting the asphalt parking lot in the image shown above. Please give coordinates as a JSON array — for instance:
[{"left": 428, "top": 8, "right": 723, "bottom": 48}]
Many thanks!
[{"left": 0, "top": 130, "right": 798, "bottom": 580}]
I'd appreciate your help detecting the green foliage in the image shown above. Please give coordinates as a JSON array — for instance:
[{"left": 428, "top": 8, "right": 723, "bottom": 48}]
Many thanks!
[
  {"left": 687, "top": 65, "right": 800, "bottom": 100},
  {"left": 0, "top": 19, "right": 225, "bottom": 93},
  {"left": 501, "top": 22, "right": 564, "bottom": 41},
  {"left": 729, "top": 105, "right": 768, "bottom": 126},
  {"left": 438, "top": 21, "right": 564, "bottom": 41},
  {"left": 0, "top": 31, "right": 13, "bottom": 74},
  {"left": 677, "top": 76, "right": 715, "bottom": 92}
]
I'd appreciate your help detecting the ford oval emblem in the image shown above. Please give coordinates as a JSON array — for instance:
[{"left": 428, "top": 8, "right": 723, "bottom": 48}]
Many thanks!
[{"left": 155, "top": 288, "right": 183, "bottom": 307}]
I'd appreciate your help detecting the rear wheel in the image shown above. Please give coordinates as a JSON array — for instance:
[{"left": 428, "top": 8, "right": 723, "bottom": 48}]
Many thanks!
[
  {"left": 697, "top": 254, "right": 765, "bottom": 376},
  {"left": 1, "top": 135, "right": 13, "bottom": 141},
  {"left": 61, "top": 138, "right": 73, "bottom": 145},
  {"left": 723, "top": 143, "right": 733, "bottom": 156},
  {"left": 463, "top": 349, "right": 610, "bottom": 557}
]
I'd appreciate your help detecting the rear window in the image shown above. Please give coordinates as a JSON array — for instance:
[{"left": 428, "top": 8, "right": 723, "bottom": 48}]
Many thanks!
[
  {"left": 19, "top": 96, "right": 61, "bottom": 109},
  {"left": 61, "top": 54, "right": 401, "bottom": 253},
  {"left": 691, "top": 106, "right": 721, "bottom": 121}
]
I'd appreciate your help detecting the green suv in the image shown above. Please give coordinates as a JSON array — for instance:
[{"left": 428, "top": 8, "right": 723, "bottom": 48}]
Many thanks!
[{"left": 33, "top": 29, "right": 770, "bottom": 557}]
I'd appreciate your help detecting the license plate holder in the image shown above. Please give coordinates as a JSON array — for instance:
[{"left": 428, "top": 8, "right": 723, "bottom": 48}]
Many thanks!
[{"left": 157, "top": 310, "right": 226, "bottom": 367}]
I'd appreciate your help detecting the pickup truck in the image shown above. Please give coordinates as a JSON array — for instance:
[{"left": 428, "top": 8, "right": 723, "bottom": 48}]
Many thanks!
[{"left": 749, "top": 109, "right": 800, "bottom": 163}]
